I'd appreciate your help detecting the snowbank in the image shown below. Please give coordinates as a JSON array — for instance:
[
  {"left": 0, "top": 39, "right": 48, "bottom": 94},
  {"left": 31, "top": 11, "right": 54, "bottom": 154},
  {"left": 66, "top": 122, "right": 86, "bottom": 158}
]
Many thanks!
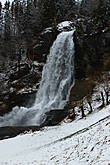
[{"left": 0, "top": 105, "right": 110, "bottom": 165}]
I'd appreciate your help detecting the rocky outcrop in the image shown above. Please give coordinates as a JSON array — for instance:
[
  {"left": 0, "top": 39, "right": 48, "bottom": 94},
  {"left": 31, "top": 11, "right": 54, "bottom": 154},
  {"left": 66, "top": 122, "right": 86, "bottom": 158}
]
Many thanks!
[
  {"left": 28, "top": 22, "right": 74, "bottom": 63},
  {"left": 79, "top": 0, "right": 99, "bottom": 16},
  {"left": 0, "top": 22, "right": 75, "bottom": 116},
  {"left": 28, "top": 27, "right": 59, "bottom": 63},
  {"left": 41, "top": 109, "right": 68, "bottom": 127},
  {"left": 74, "top": 21, "right": 110, "bottom": 80},
  {"left": 0, "top": 63, "right": 43, "bottom": 114},
  {"left": 69, "top": 1, "right": 110, "bottom": 108},
  {"left": 0, "top": 126, "right": 41, "bottom": 140}
]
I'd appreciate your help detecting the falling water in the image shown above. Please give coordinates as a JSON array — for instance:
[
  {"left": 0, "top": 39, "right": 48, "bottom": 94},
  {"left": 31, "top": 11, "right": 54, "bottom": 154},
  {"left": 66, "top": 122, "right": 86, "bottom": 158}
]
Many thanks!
[{"left": 0, "top": 30, "right": 75, "bottom": 126}]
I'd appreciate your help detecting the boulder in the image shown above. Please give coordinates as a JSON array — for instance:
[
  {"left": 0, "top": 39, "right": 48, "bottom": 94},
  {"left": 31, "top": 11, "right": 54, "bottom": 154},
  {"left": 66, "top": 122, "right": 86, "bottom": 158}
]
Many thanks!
[
  {"left": 0, "top": 102, "right": 8, "bottom": 115},
  {"left": 41, "top": 109, "right": 68, "bottom": 126}
]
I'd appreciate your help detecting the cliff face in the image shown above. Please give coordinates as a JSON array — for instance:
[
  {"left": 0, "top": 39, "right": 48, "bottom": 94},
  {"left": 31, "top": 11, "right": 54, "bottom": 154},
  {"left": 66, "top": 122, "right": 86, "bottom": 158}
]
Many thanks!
[
  {"left": 0, "top": 0, "right": 110, "bottom": 125},
  {"left": 79, "top": 0, "right": 99, "bottom": 16},
  {"left": 69, "top": 28, "right": 110, "bottom": 108},
  {"left": 0, "top": 28, "right": 59, "bottom": 114},
  {"left": 69, "top": 0, "right": 110, "bottom": 109},
  {"left": 74, "top": 25, "right": 110, "bottom": 80},
  {"left": 76, "top": 0, "right": 110, "bottom": 79}
]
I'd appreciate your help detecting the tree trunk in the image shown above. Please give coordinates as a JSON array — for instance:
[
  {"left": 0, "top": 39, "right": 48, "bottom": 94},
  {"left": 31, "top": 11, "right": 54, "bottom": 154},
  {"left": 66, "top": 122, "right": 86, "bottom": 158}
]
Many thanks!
[
  {"left": 80, "top": 105, "right": 85, "bottom": 118},
  {"left": 106, "top": 91, "right": 109, "bottom": 105},
  {"left": 88, "top": 101, "right": 92, "bottom": 113},
  {"left": 72, "top": 107, "right": 76, "bottom": 119},
  {"left": 101, "top": 91, "right": 105, "bottom": 106}
]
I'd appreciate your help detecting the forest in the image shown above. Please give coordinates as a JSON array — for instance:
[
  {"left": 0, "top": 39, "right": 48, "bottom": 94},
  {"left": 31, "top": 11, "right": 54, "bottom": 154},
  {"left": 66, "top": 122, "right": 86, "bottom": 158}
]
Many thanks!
[{"left": 0, "top": 0, "right": 78, "bottom": 69}]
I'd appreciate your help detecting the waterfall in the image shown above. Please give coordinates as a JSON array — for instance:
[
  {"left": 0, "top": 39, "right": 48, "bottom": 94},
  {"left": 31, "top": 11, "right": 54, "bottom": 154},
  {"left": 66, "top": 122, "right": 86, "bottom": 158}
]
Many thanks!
[{"left": 0, "top": 30, "right": 75, "bottom": 126}]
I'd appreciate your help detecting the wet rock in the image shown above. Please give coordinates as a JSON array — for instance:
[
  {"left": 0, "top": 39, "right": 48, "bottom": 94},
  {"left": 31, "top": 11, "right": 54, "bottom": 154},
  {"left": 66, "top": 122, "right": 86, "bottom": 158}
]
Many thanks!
[
  {"left": 13, "top": 92, "right": 36, "bottom": 108},
  {"left": 0, "top": 102, "right": 8, "bottom": 112},
  {"left": 28, "top": 22, "right": 75, "bottom": 63},
  {"left": 69, "top": 79, "right": 95, "bottom": 109},
  {"left": 70, "top": 3, "right": 110, "bottom": 110},
  {"left": 41, "top": 109, "right": 68, "bottom": 126},
  {"left": 74, "top": 20, "right": 110, "bottom": 80},
  {"left": 0, "top": 62, "right": 43, "bottom": 115},
  {"left": 0, "top": 126, "right": 41, "bottom": 140},
  {"left": 9, "top": 64, "right": 30, "bottom": 82},
  {"left": 28, "top": 27, "right": 59, "bottom": 63}
]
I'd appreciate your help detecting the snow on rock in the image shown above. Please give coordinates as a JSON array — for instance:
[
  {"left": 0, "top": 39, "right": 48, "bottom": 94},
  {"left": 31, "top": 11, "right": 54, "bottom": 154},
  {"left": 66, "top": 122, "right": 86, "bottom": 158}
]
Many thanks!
[
  {"left": 0, "top": 105, "right": 110, "bottom": 165},
  {"left": 41, "top": 27, "right": 53, "bottom": 34},
  {"left": 57, "top": 21, "right": 74, "bottom": 31}
]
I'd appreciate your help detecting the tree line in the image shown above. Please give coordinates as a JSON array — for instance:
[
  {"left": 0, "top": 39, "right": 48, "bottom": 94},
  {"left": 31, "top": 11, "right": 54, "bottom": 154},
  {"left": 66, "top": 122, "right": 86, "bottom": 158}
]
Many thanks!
[
  {"left": 0, "top": 0, "right": 78, "bottom": 71},
  {"left": 0, "top": 0, "right": 78, "bottom": 42}
]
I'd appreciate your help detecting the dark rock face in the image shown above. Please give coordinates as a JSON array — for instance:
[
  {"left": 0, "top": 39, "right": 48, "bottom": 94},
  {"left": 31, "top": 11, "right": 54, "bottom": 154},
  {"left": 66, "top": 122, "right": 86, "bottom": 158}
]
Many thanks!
[
  {"left": 0, "top": 24, "right": 72, "bottom": 116},
  {"left": 69, "top": 0, "right": 110, "bottom": 107},
  {"left": 41, "top": 109, "right": 68, "bottom": 126},
  {"left": 0, "top": 24, "right": 68, "bottom": 116},
  {"left": 0, "top": 63, "right": 43, "bottom": 114},
  {"left": 79, "top": 0, "right": 109, "bottom": 17},
  {"left": 74, "top": 19, "right": 110, "bottom": 80},
  {"left": 28, "top": 23, "right": 74, "bottom": 63},
  {"left": 9, "top": 64, "right": 30, "bottom": 82},
  {"left": 0, "top": 126, "right": 41, "bottom": 140},
  {"left": 28, "top": 27, "right": 59, "bottom": 63},
  {"left": 79, "top": 0, "right": 99, "bottom": 16},
  {"left": 69, "top": 79, "right": 95, "bottom": 102}
]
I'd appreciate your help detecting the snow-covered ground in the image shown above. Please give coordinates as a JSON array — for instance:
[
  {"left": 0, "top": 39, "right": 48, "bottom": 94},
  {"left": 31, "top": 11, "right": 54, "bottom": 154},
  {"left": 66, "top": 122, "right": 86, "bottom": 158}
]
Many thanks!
[
  {"left": 0, "top": 105, "right": 110, "bottom": 165},
  {"left": 57, "top": 21, "right": 74, "bottom": 31}
]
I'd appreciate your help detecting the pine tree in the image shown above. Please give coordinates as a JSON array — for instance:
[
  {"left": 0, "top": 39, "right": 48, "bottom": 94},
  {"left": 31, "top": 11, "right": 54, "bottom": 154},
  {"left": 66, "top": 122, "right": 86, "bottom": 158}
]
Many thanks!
[
  {"left": 93, "top": 0, "right": 110, "bottom": 28},
  {"left": 37, "top": 0, "right": 56, "bottom": 28},
  {"left": 0, "top": 1, "right": 3, "bottom": 37},
  {"left": 4, "top": 1, "right": 11, "bottom": 40},
  {"left": 55, "top": 0, "right": 77, "bottom": 23},
  {"left": 0, "top": 1, "right": 2, "bottom": 16}
]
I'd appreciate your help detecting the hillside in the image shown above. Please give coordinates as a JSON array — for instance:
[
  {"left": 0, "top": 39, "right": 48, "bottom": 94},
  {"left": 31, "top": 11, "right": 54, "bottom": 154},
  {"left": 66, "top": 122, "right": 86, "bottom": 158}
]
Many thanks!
[{"left": 0, "top": 105, "right": 110, "bottom": 165}]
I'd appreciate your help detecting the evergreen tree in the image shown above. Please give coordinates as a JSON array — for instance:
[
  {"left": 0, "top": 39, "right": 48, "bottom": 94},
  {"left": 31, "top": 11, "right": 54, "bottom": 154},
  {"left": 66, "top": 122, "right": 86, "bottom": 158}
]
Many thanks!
[
  {"left": 0, "top": 1, "right": 2, "bottom": 16},
  {"left": 0, "top": 1, "right": 3, "bottom": 37},
  {"left": 37, "top": 0, "right": 56, "bottom": 28},
  {"left": 55, "top": 0, "right": 77, "bottom": 23},
  {"left": 4, "top": 1, "right": 11, "bottom": 40},
  {"left": 93, "top": 0, "right": 110, "bottom": 29}
]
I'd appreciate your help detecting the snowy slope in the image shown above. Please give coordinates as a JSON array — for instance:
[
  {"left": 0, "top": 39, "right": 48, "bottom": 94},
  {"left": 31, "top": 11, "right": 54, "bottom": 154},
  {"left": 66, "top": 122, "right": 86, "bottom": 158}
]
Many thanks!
[{"left": 0, "top": 106, "right": 110, "bottom": 165}]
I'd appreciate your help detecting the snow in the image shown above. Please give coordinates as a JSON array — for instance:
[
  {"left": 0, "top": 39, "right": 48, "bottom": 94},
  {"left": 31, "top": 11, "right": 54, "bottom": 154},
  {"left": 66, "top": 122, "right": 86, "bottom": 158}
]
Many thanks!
[
  {"left": 0, "top": 105, "right": 110, "bottom": 165},
  {"left": 57, "top": 21, "right": 74, "bottom": 31},
  {"left": 1, "top": 0, "right": 13, "bottom": 5},
  {"left": 41, "top": 27, "right": 53, "bottom": 34}
]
